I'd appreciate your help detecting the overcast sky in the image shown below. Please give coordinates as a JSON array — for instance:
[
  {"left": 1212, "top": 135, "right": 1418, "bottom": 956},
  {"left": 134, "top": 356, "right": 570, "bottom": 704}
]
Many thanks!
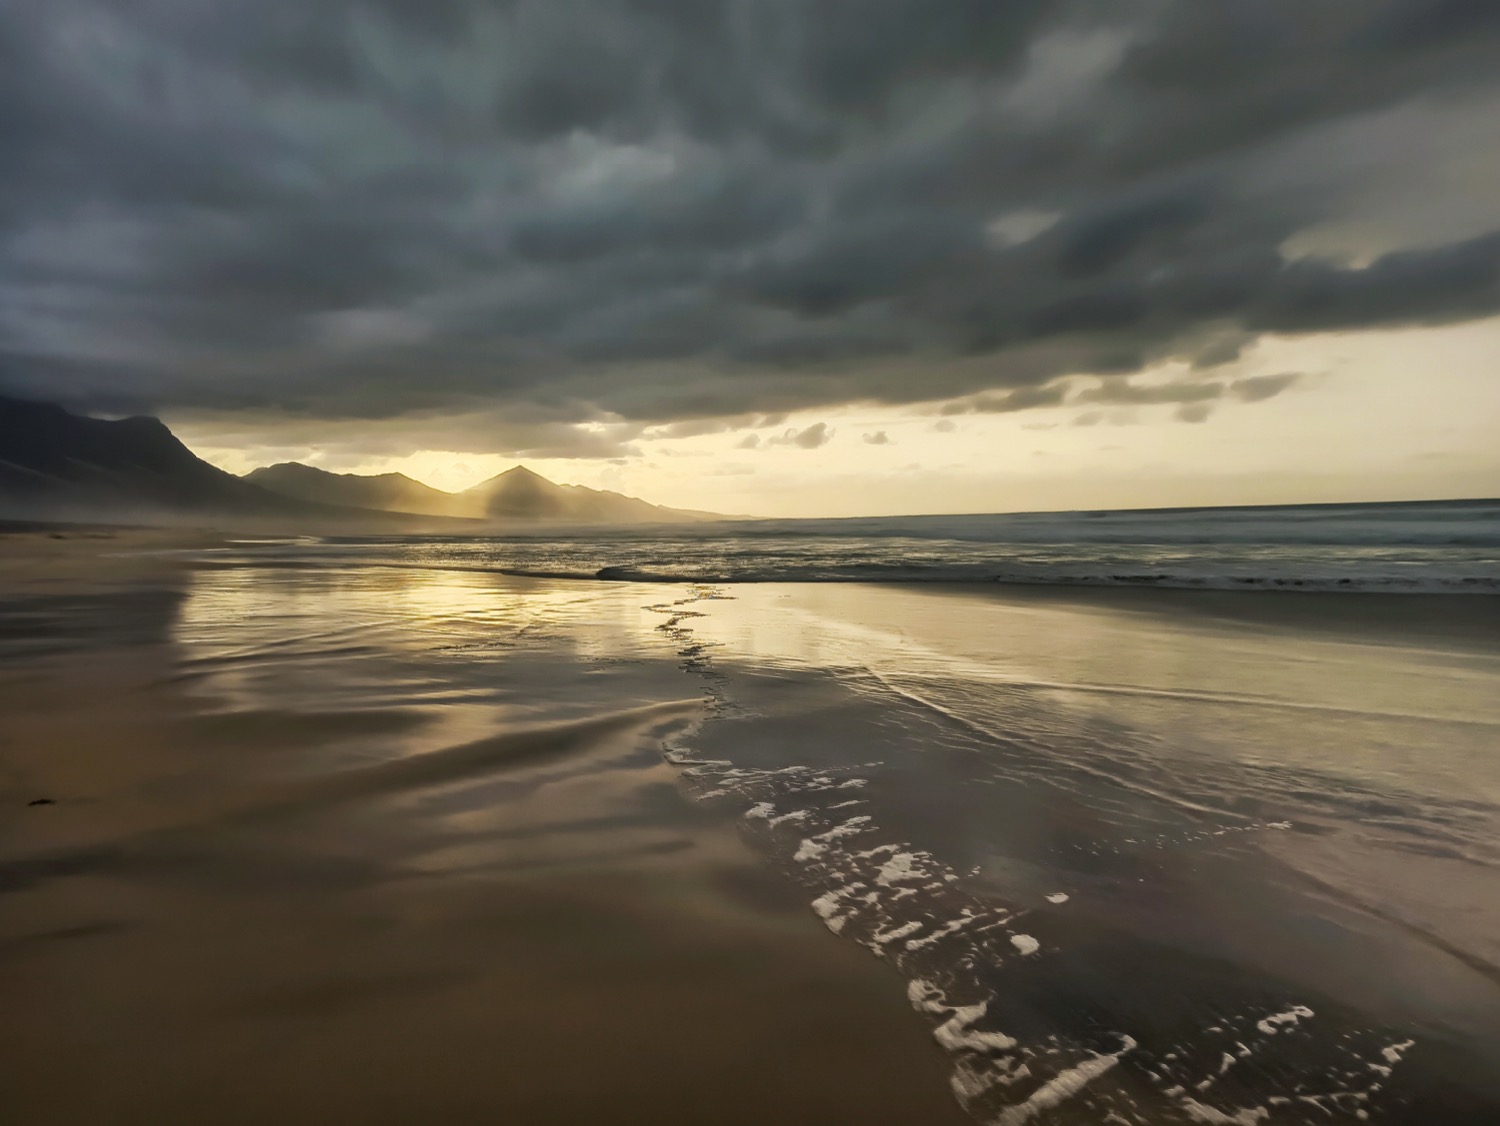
[{"left": 2, "top": 0, "right": 1498, "bottom": 514}]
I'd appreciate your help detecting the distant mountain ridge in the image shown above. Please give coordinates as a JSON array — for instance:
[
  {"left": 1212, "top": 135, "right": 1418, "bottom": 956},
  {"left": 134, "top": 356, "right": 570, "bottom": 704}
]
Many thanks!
[
  {"left": 0, "top": 393, "right": 717, "bottom": 527},
  {"left": 249, "top": 460, "right": 713, "bottom": 524},
  {"left": 0, "top": 393, "right": 303, "bottom": 521},
  {"left": 0, "top": 395, "right": 451, "bottom": 529},
  {"left": 247, "top": 463, "right": 468, "bottom": 518}
]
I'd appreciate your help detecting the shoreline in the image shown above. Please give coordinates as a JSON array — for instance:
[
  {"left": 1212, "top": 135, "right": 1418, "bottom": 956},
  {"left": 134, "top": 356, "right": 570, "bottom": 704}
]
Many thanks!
[
  {"left": 921, "top": 579, "right": 1500, "bottom": 647},
  {"left": 0, "top": 538, "right": 970, "bottom": 1125},
  {"left": 3, "top": 525, "right": 1499, "bottom": 1122}
]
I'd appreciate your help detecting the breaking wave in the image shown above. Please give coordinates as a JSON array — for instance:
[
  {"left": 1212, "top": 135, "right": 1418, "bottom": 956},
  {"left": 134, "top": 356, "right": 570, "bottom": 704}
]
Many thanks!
[{"left": 646, "top": 587, "right": 1438, "bottom": 1125}]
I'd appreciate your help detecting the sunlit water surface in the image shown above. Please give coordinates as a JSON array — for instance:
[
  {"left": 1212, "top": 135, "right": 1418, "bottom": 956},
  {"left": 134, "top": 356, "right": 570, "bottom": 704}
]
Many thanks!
[{"left": 157, "top": 552, "right": 1500, "bottom": 1126}]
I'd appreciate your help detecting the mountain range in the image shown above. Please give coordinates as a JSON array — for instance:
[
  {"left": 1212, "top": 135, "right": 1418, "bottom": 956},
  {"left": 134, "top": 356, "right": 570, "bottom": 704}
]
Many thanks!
[
  {"left": 246, "top": 461, "right": 712, "bottom": 523},
  {"left": 0, "top": 394, "right": 716, "bottom": 528}
]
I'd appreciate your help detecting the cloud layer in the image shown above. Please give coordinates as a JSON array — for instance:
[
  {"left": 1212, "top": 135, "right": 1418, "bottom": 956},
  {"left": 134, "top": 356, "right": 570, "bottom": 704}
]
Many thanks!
[{"left": 2, "top": 0, "right": 1498, "bottom": 447}]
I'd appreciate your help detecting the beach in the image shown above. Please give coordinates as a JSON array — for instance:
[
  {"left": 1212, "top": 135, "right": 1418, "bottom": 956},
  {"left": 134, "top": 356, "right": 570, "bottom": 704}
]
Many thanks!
[
  {"left": 0, "top": 530, "right": 965, "bottom": 1125},
  {"left": 3, "top": 528, "right": 1499, "bottom": 1124},
  {"left": 8, "top": 0, "right": 1500, "bottom": 1117}
]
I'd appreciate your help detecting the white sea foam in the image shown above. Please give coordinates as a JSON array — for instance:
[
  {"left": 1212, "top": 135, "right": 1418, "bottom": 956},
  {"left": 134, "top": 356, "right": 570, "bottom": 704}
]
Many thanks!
[
  {"left": 873, "top": 920, "right": 925, "bottom": 946},
  {"left": 1178, "top": 1098, "right": 1270, "bottom": 1125},
  {"left": 768, "top": 809, "right": 809, "bottom": 826},
  {"left": 994, "top": 1036, "right": 1136, "bottom": 1126},
  {"left": 793, "top": 816, "right": 872, "bottom": 861},
  {"left": 647, "top": 584, "right": 1434, "bottom": 1126},
  {"left": 1381, "top": 1039, "right": 1415, "bottom": 1065},
  {"left": 933, "top": 1003, "right": 1019, "bottom": 1054},
  {"left": 904, "top": 910, "right": 981, "bottom": 952},
  {"left": 875, "top": 850, "right": 932, "bottom": 885},
  {"left": 1255, "top": 1005, "right": 1313, "bottom": 1035}
]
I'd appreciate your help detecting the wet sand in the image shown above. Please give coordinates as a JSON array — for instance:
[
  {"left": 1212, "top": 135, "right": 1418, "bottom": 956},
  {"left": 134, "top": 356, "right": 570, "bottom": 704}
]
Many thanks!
[
  {"left": 670, "top": 581, "right": 1500, "bottom": 1122},
  {"left": 0, "top": 532, "right": 967, "bottom": 1125},
  {"left": 5, "top": 530, "right": 1499, "bottom": 1124}
]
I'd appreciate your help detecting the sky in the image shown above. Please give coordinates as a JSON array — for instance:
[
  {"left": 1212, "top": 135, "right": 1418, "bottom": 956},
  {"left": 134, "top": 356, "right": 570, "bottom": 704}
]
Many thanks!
[{"left": 1, "top": 0, "right": 1498, "bottom": 516}]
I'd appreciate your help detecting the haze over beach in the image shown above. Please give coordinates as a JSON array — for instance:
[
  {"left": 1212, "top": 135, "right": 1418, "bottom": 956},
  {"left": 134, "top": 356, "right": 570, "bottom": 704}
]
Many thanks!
[{"left": 2, "top": 3, "right": 1500, "bottom": 1125}]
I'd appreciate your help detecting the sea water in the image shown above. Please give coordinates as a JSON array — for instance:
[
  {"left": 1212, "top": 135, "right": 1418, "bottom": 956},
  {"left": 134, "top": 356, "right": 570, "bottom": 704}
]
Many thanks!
[
  {"left": 232, "top": 497, "right": 1499, "bottom": 592},
  {"left": 85, "top": 499, "right": 1500, "bottom": 1122}
]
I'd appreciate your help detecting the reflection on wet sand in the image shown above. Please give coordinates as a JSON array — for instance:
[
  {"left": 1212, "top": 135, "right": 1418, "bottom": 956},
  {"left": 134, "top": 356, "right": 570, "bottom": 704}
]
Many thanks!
[
  {"left": 5, "top": 534, "right": 1500, "bottom": 1125},
  {"left": 0, "top": 550, "right": 967, "bottom": 1125},
  {"left": 660, "top": 582, "right": 1500, "bottom": 1124}
]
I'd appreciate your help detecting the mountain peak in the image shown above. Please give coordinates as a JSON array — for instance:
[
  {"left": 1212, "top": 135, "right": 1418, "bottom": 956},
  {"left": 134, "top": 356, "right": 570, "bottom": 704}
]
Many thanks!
[
  {"left": 114, "top": 413, "right": 172, "bottom": 433},
  {"left": 0, "top": 393, "right": 284, "bottom": 517},
  {"left": 458, "top": 464, "right": 708, "bottom": 524},
  {"left": 257, "top": 461, "right": 323, "bottom": 476},
  {"left": 0, "top": 395, "right": 718, "bottom": 526},
  {"left": 246, "top": 461, "right": 464, "bottom": 517},
  {"left": 254, "top": 462, "right": 419, "bottom": 486}
]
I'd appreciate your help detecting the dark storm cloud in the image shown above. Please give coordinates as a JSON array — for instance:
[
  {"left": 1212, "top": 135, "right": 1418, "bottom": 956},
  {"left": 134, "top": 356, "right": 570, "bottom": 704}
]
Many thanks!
[
  {"left": 1229, "top": 372, "right": 1303, "bottom": 403},
  {"left": 768, "top": 422, "right": 834, "bottom": 450},
  {"left": 1053, "top": 186, "right": 1215, "bottom": 280},
  {"left": 934, "top": 367, "right": 1302, "bottom": 422},
  {"left": 2, "top": 0, "right": 1499, "bottom": 449},
  {"left": 940, "top": 384, "right": 1071, "bottom": 415},
  {"left": 180, "top": 406, "right": 648, "bottom": 461},
  {"left": 1072, "top": 370, "right": 1303, "bottom": 414},
  {"left": 1076, "top": 379, "right": 1223, "bottom": 407},
  {"left": 737, "top": 423, "right": 835, "bottom": 450},
  {"left": 1175, "top": 403, "right": 1214, "bottom": 424}
]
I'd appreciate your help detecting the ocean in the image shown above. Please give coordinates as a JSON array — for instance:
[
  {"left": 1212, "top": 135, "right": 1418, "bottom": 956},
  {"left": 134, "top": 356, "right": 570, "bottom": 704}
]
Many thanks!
[
  {"left": 228, "top": 497, "right": 1499, "bottom": 592},
  {"left": 4, "top": 499, "right": 1499, "bottom": 1123}
]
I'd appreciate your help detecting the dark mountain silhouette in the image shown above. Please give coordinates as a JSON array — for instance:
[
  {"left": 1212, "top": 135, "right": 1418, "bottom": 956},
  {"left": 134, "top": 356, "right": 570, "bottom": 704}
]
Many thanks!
[
  {"left": 0, "top": 392, "right": 717, "bottom": 527},
  {"left": 247, "top": 463, "right": 467, "bottom": 518},
  {"left": 0, "top": 394, "right": 454, "bottom": 528},
  {"left": 472, "top": 465, "right": 573, "bottom": 520},
  {"left": 250, "top": 460, "right": 716, "bottom": 524},
  {"left": 0, "top": 393, "right": 288, "bottom": 519},
  {"left": 462, "top": 465, "right": 708, "bottom": 524}
]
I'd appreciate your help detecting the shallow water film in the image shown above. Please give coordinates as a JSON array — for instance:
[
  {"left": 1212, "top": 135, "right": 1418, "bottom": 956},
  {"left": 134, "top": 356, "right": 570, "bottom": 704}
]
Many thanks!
[{"left": 3, "top": 552, "right": 1499, "bottom": 1124}]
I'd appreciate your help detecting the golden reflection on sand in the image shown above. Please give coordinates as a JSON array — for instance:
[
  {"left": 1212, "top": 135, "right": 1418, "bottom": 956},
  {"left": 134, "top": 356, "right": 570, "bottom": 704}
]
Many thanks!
[{"left": 0, "top": 543, "right": 968, "bottom": 1126}]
